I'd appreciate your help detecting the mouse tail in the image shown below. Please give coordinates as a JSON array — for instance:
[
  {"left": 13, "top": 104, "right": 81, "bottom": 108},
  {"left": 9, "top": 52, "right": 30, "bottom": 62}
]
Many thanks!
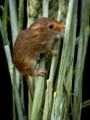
[{"left": 24, "top": 75, "right": 34, "bottom": 100}]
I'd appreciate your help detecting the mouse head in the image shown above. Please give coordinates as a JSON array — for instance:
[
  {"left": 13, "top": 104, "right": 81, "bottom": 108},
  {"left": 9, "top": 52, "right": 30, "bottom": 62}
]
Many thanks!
[
  {"left": 46, "top": 18, "right": 65, "bottom": 33},
  {"left": 30, "top": 17, "right": 65, "bottom": 35}
]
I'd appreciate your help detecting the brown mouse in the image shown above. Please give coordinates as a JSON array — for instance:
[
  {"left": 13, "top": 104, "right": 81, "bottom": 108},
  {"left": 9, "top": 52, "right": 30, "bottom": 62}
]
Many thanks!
[{"left": 13, "top": 17, "right": 64, "bottom": 99}]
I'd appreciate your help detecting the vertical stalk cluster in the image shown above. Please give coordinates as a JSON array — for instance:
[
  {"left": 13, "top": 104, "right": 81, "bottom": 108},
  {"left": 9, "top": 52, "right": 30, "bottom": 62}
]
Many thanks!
[{"left": 0, "top": 0, "right": 90, "bottom": 120}]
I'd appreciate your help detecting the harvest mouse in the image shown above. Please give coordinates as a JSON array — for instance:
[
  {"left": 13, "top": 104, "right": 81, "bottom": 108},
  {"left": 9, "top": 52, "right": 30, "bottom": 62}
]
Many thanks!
[{"left": 13, "top": 17, "right": 64, "bottom": 99}]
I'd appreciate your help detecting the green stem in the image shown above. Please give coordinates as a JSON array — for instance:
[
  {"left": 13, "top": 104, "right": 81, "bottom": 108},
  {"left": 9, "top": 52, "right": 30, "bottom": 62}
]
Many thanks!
[
  {"left": 13, "top": 71, "right": 24, "bottom": 120},
  {"left": 31, "top": 57, "right": 45, "bottom": 120},
  {"left": 63, "top": 0, "right": 78, "bottom": 119},
  {"left": 73, "top": 0, "right": 90, "bottom": 119},
  {"left": 51, "top": 0, "right": 75, "bottom": 119},
  {"left": 18, "top": 0, "right": 24, "bottom": 32},
  {"left": 82, "top": 100, "right": 90, "bottom": 109},
  {"left": 8, "top": 0, "right": 18, "bottom": 46},
  {"left": 42, "top": 0, "right": 49, "bottom": 17}
]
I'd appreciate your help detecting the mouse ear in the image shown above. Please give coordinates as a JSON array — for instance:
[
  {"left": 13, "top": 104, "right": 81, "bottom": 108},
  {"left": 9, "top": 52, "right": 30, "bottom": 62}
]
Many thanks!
[{"left": 48, "top": 24, "right": 54, "bottom": 29}]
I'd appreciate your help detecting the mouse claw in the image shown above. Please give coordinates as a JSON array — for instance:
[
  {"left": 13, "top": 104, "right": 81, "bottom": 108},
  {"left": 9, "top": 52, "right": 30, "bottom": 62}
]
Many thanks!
[
  {"left": 49, "top": 50, "right": 58, "bottom": 56},
  {"left": 34, "top": 69, "right": 46, "bottom": 76},
  {"left": 53, "top": 34, "right": 60, "bottom": 41}
]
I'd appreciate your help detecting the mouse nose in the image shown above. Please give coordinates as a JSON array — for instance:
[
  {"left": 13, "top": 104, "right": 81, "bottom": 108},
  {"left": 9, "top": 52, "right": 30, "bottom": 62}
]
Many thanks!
[{"left": 54, "top": 23, "right": 65, "bottom": 32}]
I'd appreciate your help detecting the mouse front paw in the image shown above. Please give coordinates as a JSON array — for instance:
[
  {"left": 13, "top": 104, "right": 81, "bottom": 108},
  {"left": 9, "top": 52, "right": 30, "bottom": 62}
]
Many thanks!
[
  {"left": 49, "top": 50, "right": 58, "bottom": 56},
  {"left": 34, "top": 69, "right": 46, "bottom": 76}
]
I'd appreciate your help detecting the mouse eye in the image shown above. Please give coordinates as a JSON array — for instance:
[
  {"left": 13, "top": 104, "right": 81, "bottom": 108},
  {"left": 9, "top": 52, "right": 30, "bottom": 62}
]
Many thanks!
[{"left": 48, "top": 24, "right": 54, "bottom": 29}]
